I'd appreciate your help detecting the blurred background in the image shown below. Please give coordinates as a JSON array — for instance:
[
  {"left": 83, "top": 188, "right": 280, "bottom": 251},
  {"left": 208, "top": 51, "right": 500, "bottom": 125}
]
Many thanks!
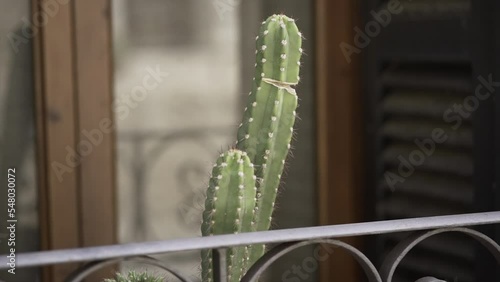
[{"left": 0, "top": 0, "right": 499, "bottom": 281}]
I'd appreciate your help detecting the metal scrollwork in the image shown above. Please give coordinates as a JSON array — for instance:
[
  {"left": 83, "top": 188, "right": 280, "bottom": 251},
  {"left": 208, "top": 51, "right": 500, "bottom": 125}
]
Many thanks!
[
  {"left": 241, "top": 239, "right": 382, "bottom": 282},
  {"left": 380, "top": 227, "right": 500, "bottom": 282}
]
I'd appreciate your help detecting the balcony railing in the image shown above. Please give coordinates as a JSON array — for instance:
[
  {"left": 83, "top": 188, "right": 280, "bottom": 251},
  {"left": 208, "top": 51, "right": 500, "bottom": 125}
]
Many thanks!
[{"left": 1, "top": 211, "right": 500, "bottom": 282}]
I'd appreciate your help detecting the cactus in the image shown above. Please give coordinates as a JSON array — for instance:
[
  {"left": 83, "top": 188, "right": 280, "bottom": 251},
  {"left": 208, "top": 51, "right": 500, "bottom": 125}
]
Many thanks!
[
  {"left": 201, "top": 150, "right": 257, "bottom": 282},
  {"left": 236, "top": 14, "right": 302, "bottom": 265},
  {"left": 201, "top": 14, "right": 302, "bottom": 281}
]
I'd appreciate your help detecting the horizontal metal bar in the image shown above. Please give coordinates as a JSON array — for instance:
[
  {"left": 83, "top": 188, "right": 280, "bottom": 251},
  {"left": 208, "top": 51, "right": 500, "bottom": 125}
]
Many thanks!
[{"left": 1, "top": 211, "right": 499, "bottom": 269}]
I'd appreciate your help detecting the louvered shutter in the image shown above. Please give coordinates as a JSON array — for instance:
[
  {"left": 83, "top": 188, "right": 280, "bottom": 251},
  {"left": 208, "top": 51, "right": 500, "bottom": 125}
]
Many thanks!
[{"left": 361, "top": 1, "right": 498, "bottom": 281}]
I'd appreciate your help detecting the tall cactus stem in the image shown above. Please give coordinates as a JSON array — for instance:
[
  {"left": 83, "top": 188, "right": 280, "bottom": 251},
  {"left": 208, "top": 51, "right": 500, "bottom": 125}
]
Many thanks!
[{"left": 236, "top": 14, "right": 303, "bottom": 265}]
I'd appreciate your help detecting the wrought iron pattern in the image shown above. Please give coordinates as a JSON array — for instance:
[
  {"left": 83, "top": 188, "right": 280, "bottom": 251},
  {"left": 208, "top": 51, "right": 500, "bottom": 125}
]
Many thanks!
[
  {"left": 117, "top": 127, "right": 233, "bottom": 240},
  {"left": 1, "top": 212, "right": 499, "bottom": 282}
]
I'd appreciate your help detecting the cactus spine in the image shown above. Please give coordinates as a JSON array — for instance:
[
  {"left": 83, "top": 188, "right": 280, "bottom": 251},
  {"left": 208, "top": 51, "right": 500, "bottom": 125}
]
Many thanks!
[
  {"left": 201, "top": 14, "right": 302, "bottom": 281},
  {"left": 236, "top": 14, "right": 302, "bottom": 264}
]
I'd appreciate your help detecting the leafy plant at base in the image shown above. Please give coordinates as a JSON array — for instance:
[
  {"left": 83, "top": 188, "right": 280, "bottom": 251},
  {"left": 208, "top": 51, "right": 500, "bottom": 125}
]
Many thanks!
[{"left": 103, "top": 271, "right": 163, "bottom": 282}]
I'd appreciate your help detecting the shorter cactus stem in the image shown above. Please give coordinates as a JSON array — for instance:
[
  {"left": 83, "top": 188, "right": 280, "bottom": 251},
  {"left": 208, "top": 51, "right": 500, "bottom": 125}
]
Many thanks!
[{"left": 201, "top": 150, "right": 257, "bottom": 282}]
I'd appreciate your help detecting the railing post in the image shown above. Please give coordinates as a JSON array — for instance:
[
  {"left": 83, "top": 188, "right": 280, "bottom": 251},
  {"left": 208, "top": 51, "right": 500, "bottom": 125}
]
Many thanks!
[{"left": 213, "top": 248, "right": 227, "bottom": 282}]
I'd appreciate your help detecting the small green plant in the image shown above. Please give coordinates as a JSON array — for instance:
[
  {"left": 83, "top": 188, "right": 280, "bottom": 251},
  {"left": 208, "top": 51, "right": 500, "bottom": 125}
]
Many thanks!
[
  {"left": 103, "top": 271, "right": 163, "bottom": 282},
  {"left": 201, "top": 14, "right": 303, "bottom": 282}
]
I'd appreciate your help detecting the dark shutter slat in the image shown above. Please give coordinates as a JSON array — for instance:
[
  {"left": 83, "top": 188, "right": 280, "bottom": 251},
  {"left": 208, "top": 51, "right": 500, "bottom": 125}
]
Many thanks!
[
  {"left": 382, "top": 119, "right": 473, "bottom": 147},
  {"left": 382, "top": 144, "right": 474, "bottom": 176},
  {"left": 379, "top": 170, "right": 473, "bottom": 205}
]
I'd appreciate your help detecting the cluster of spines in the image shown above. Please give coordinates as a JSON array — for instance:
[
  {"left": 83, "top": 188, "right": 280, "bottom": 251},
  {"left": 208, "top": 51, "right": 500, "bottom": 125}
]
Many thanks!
[{"left": 201, "top": 150, "right": 257, "bottom": 282}]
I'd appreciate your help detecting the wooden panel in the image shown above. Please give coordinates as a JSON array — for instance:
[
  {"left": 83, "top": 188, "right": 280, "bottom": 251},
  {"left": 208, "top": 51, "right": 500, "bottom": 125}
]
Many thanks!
[
  {"left": 73, "top": 0, "right": 116, "bottom": 280},
  {"left": 32, "top": 0, "right": 50, "bottom": 280},
  {"left": 73, "top": 0, "right": 115, "bottom": 250},
  {"left": 316, "top": 0, "right": 363, "bottom": 281},
  {"left": 34, "top": 0, "right": 80, "bottom": 281},
  {"left": 33, "top": 0, "right": 116, "bottom": 281}
]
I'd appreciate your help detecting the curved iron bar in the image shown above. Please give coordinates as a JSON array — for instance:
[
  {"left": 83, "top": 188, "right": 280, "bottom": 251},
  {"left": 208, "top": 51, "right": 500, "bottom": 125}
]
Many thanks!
[
  {"left": 2, "top": 212, "right": 499, "bottom": 269},
  {"left": 241, "top": 239, "right": 382, "bottom": 282},
  {"left": 64, "top": 256, "right": 194, "bottom": 282},
  {"left": 379, "top": 227, "right": 500, "bottom": 282},
  {"left": 117, "top": 126, "right": 233, "bottom": 169},
  {"left": 117, "top": 126, "right": 233, "bottom": 240}
]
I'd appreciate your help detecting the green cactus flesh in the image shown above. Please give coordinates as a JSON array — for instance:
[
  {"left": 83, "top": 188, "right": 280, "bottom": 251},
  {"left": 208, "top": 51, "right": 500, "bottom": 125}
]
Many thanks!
[
  {"left": 201, "top": 149, "right": 257, "bottom": 282},
  {"left": 236, "top": 14, "right": 302, "bottom": 264}
]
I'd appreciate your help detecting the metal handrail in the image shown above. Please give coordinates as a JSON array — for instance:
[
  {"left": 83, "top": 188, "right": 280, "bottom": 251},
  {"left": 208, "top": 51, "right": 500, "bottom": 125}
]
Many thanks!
[{"left": 1, "top": 211, "right": 499, "bottom": 270}]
